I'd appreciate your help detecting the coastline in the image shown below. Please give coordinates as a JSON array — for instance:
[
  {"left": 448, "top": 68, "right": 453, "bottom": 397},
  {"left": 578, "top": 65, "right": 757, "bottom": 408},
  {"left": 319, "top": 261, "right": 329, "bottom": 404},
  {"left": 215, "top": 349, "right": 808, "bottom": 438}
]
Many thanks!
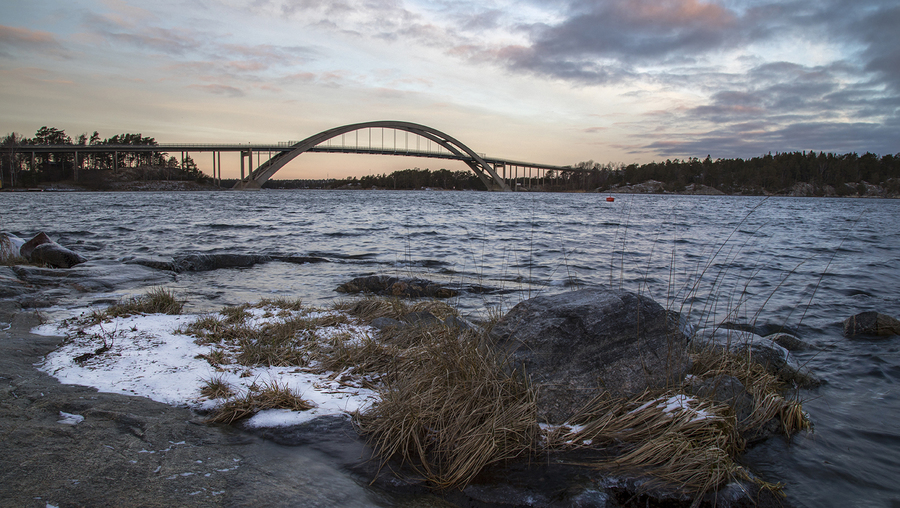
[{"left": 2, "top": 179, "right": 898, "bottom": 198}]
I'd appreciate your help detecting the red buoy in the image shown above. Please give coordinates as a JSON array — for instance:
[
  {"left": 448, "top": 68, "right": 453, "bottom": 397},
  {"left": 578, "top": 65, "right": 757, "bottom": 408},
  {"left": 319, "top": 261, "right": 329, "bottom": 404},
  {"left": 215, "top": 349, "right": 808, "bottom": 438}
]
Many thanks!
[{"left": 606, "top": 197, "right": 615, "bottom": 202}]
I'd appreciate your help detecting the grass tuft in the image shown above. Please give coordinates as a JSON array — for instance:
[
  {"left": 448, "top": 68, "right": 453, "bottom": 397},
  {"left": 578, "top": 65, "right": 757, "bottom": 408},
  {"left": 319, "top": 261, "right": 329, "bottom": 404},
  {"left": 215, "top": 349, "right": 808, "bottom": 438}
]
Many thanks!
[
  {"left": 355, "top": 324, "right": 536, "bottom": 490},
  {"left": 94, "top": 288, "right": 183, "bottom": 320},
  {"left": 200, "top": 375, "right": 234, "bottom": 399},
  {"left": 206, "top": 380, "right": 313, "bottom": 424}
]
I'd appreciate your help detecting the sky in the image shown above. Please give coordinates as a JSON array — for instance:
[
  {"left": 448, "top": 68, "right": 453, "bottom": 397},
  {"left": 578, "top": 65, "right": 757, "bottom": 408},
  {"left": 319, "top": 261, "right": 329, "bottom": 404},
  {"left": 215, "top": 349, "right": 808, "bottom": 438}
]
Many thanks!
[{"left": 1, "top": 0, "right": 898, "bottom": 179}]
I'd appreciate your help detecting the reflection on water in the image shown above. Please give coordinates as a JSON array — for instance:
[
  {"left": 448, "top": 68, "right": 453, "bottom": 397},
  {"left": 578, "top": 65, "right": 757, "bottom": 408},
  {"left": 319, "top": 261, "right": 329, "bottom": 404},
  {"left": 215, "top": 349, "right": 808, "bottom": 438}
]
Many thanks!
[{"left": 2, "top": 190, "right": 899, "bottom": 507}]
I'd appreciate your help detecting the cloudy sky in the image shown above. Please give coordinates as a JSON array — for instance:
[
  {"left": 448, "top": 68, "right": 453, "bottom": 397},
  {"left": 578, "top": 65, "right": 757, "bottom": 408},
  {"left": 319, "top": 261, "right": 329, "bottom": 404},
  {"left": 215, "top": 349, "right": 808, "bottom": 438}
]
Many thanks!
[{"left": 1, "top": 0, "right": 898, "bottom": 179}]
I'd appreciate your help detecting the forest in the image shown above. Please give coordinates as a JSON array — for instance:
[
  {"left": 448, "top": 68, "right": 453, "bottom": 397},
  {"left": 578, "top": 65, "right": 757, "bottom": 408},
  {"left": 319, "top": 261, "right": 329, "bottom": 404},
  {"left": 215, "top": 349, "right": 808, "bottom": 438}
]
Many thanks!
[
  {"left": 1, "top": 127, "right": 206, "bottom": 187},
  {"left": 2, "top": 126, "right": 898, "bottom": 196},
  {"left": 328, "top": 152, "right": 900, "bottom": 196}
]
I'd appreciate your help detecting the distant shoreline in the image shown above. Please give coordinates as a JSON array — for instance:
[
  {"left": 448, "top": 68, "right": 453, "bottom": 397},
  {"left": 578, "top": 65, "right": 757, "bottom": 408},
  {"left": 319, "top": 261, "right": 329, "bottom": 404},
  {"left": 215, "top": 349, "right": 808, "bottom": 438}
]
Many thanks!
[{"left": 2, "top": 179, "right": 898, "bottom": 199}]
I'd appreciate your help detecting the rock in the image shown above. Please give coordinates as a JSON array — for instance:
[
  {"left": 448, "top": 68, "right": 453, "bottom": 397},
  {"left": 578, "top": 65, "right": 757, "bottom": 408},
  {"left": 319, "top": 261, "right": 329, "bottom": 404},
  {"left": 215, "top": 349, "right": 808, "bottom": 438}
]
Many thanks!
[
  {"left": 172, "top": 253, "right": 271, "bottom": 272},
  {"left": 442, "top": 314, "right": 477, "bottom": 332},
  {"left": 400, "top": 311, "right": 442, "bottom": 326},
  {"left": 691, "top": 375, "right": 754, "bottom": 423},
  {"left": 336, "top": 275, "right": 399, "bottom": 294},
  {"left": 126, "top": 257, "right": 177, "bottom": 271},
  {"left": 718, "top": 320, "right": 800, "bottom": 338},
  {"left": 336, "top": 275, "right": 459, "bottom": 298},
  {"left": 19, "top": 232, "right": 53, "bottom": 259},
  {"left": 11, "top": 260, "right": 174, "bottom": 293},
  {"left": 272, "top": 255, "right": 329, "bottom": 265},
  {"left": 843, "top": 311, "right": 900, "bottom": 337},
  {"left": 693, "top": 328, "right": 820, "bottom": 388},
  {"left": 12, "top": 232, "right": 88, "bottom": 268},
  {"left": 30, "top": 242, "right": 88, "bottom": 268},
  {"left": 370, "top": 317, "right": 402, "bottom": 330},
  {"left": 489, "top": 288, "right": 691, "bottom": 423},
  {"left": 765, "top": 332, "right": 811, "bottom": 351},
  {"left": 1, "top": 232, "right": 26, "bottom": 264},
  {"left": 0, "top": 267, "right": 30, "bottom": 297},
  {"left": 682, "top": 183, "right": 725, "bottom": 195}
]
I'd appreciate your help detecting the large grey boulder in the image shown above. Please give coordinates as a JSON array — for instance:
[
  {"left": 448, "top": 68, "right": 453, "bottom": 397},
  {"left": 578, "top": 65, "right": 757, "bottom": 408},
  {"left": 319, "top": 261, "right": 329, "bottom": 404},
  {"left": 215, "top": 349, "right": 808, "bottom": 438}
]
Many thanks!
[
  {"left": 693, "top": 328, "right": 820, "bottom": 387},
  {"left": 15, "top": 232, "right": 87, "bottom": 268},
  {"left": 30, "top": 242, "right": 88, "bottom": 268},
  {"left": 19, "top": 232, "right": 53, "bottom": 259},
  {"left": 489, "top": 288, "right": 691, "bottom": 423},
  {"left": 843, "top": 311, "right": 900, "bottom": 337}
]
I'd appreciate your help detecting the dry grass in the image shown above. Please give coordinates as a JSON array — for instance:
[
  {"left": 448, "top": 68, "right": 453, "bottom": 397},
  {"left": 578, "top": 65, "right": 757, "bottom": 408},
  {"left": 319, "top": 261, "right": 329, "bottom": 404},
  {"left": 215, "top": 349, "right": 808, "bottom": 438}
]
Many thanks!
[
  {"left": 178, "top": 293, "right": 808, "bottom": 498},
  {"left": 334, "top": 296, "right": 458, "bottom": 322},
  {"left": 206, "top": 380, "right": 313, "bottom": 424},
  {"left": 531, "top": 344, "right": 810, "bottom": 499},
  {"left": 200, "top": 375, "right": 234, "bottom": 399},
  {"left": 94, "top": 287, "right": 184, "bottom": 320},
  {"left": 689, "top": 346, "right": 810, "bottom": 435},
  {"left": 549, "top": 392, "right": 744, "bottom": 497},
  {"left": 355, "top": 325, "right": 536, "bottom": 490}
]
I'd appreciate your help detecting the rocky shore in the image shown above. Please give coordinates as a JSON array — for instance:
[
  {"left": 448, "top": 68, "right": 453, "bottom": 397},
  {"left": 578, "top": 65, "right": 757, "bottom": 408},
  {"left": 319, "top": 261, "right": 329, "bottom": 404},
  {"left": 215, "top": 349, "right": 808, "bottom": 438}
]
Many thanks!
[{"left": 4, "top": 231, "right": 898, "bottom": 507}]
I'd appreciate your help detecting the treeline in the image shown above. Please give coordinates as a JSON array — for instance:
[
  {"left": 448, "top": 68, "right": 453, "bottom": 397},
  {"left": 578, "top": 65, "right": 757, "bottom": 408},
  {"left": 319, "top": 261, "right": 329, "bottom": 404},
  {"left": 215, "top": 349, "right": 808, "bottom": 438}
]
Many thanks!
[
  {"left": 330, "top": 168, "right": 496, "bottom": 190},
  {"left": 1, "top": 127, "right": 206, "bottom": 187},
  {"left": 326, "top": 151, "right": 900, "bottom": 195},
  {"left": 605, "top": 152, "right": 900, "bottom": 195}
]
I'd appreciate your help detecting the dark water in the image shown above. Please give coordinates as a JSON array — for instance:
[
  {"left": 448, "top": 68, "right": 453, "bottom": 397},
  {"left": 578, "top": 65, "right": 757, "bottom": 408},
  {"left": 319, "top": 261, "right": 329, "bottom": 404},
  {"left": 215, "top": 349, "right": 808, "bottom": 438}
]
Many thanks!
[{"left": 3, "top": 190, "right": 899, "bottom": 507}]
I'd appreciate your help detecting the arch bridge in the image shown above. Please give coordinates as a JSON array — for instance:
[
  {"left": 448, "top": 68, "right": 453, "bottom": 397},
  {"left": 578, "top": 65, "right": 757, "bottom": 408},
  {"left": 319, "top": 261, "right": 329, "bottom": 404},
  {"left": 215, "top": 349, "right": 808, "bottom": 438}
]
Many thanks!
[
  {"left": 15, "top": 121, "right": 577, "bottom": 191},
  {"left": 233, "top": 121, "right": 569, "bottom": 191}
]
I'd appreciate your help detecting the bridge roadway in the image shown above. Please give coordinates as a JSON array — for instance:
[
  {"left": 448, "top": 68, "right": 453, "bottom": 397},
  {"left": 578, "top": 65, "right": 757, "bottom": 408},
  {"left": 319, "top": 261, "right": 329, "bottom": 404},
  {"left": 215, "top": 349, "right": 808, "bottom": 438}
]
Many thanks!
[{"left": 16, "top": 121, "right": 579, "bottom": 191}]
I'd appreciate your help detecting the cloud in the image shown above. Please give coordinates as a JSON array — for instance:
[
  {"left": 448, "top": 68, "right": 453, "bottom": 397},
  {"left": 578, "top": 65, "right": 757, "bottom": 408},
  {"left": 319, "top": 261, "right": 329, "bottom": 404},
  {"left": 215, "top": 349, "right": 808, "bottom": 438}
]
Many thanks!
[
  {"left": 0, "top": 25, "right": 71, "bottom": 59},
  {"left": 189, "top": 83, "right": 245, "bottom": 97},
  {"left": 853, "top": 4, "right": 900, "bottom": 93},
  {"left": 643, "top": 118, "right": 900, "bottom": 158}
]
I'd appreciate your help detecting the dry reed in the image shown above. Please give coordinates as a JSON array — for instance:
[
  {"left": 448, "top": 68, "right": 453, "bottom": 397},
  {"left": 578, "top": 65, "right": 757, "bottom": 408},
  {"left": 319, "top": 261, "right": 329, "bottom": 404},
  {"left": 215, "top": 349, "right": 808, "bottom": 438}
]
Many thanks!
[
  {"left": 206, "top": 380, "right": 313, "bottom": 424},
  {"left": 355, "top": 324, "right": 536, "bottom": 490}
]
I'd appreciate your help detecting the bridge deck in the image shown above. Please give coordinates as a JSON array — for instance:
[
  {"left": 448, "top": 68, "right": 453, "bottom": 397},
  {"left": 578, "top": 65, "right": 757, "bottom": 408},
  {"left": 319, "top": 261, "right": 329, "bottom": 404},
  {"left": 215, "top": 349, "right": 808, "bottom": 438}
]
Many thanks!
[{"left": 17, "top": 143, "right": 575, "bottom": 172}]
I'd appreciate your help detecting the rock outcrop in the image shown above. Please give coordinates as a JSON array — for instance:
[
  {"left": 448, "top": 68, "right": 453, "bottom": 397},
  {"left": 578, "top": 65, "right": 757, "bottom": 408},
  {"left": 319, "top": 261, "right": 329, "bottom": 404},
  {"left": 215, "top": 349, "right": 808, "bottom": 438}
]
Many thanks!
[
  {"left": 489, "top": 288, "right": 691, "bottom": 423},
  {"left": 336, "top": 275, "right": 458, "bottom": 298}
]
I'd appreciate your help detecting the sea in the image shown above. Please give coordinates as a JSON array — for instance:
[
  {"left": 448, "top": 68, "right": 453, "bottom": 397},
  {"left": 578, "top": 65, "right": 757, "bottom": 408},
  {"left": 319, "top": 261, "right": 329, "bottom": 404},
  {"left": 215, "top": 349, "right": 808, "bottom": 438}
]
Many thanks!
[{"left": 2, "top": 190, "right": 899, "bottom": 507}]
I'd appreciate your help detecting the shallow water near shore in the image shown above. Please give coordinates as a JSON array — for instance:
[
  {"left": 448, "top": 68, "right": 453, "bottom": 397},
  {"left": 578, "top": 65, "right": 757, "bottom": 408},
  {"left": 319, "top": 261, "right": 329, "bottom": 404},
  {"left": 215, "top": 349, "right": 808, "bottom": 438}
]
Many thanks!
[{"left": 3, "top": 190, "right": 899, "bottom": 506}]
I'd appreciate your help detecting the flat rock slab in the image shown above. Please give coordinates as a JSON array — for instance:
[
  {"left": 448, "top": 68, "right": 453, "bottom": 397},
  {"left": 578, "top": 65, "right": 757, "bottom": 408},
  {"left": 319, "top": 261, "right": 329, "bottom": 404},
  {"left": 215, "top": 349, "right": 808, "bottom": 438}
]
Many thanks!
[
  {"left": 11, "top": 260, "right": 174, "bottom": 294},
  {"left": 489, "top": 288, "right": 690, "bottom": 424}
]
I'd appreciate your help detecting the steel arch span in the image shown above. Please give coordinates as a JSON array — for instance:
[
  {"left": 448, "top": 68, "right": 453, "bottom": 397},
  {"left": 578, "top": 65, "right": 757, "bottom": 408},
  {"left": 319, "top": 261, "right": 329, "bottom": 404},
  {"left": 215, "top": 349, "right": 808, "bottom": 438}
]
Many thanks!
[{"left": 233, "top": 121, "right": 512, "bottom": 191}]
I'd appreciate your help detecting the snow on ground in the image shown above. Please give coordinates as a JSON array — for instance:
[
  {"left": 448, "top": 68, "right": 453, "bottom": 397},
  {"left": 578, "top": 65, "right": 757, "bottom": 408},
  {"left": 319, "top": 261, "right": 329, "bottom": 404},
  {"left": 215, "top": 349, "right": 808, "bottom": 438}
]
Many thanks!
[{"left": 34, "top": 309, "right": 380, "bottom": 428}]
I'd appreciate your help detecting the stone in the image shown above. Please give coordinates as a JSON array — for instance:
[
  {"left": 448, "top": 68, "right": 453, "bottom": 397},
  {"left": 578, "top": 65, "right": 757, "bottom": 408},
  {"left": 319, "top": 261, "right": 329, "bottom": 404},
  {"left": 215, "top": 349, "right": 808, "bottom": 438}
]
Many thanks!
[
  {"left": 765, "top": 332, "right": 811, "bottom": 351},
  {"left": 400, "top": 311, "right": 442, "bottom": 326},
  {"left": 489, "top": 288, "right": 691, "bottom": 423},
  {"left": 335, "top": 275, "right": 458, "bottom": 298},
  {"left": 719, "top": 320, "right": 800, "bottom": 338},
  {"left": 370, "top": 317, "right": 402, "bottom": 330},
  {"left": 691, "top": 375, "right": 754, "bottom": 423},
  {"left": 693, "top": 328, "right": 821, "bottom": 388},
  {"left": 19, "top": 232, "right": 53, "bottom": 259},
  {"left": 29, "top": 242, "right": 88, "bottom": 268},
  {"left": 843, "top": 311, "right": 900, "bottom": 337},
  {"left": 336, "top": 275, "right": 399, "bottom": 294},
  {"left": 11, "top": 260, "right": 174, "bottom": 293},
  {"left": 172, "top": 253, "right": 271, "bottom": 272},
  {"left": 442, "top": 314, "right": 477, "bottom": 332}
]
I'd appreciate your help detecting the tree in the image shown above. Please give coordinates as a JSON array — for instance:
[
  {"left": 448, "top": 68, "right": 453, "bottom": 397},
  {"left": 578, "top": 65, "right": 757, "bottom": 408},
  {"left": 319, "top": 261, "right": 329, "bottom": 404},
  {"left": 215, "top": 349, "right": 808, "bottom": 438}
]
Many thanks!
[{"left": 1, "top": 132, "right": 25, "bottom": 188}]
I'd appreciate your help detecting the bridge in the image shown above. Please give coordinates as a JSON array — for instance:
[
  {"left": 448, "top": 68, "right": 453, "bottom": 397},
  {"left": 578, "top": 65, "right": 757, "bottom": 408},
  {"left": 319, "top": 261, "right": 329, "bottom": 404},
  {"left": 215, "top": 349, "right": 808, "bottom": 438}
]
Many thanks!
[{"left": 17, "top": 121, "right": 577, "bottom": 191}]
